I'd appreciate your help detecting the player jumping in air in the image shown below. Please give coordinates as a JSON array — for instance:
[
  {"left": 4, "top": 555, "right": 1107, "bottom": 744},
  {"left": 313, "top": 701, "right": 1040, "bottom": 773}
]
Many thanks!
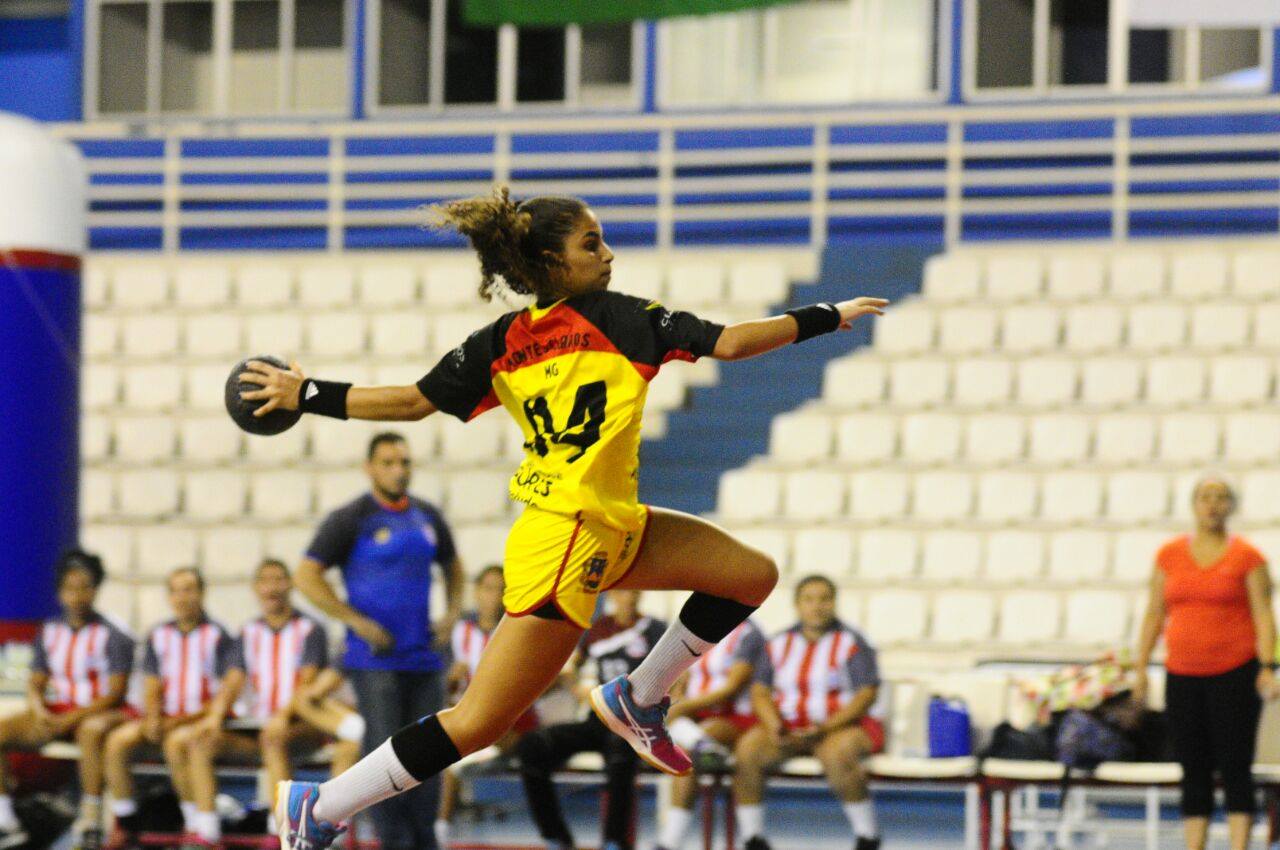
[{"left": 237, "top": 187, "right": 886, "bottom": 850}]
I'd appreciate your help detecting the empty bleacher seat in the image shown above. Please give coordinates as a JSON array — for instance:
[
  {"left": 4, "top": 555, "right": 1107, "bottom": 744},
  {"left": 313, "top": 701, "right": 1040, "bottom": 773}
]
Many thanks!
[
  {"left": 1109, "top": 252, "right": 1165, "bottom": 299},
  {"left": 81, "top": 471, "right": 115, "bottom": 521},
  {"left": 311, "top": 418, "right": 375, "bottom": 465},
  {"left": 937, "top": 307, "right": 998, "bottom": 354},
  {"left": 316, "top": 470, "right": 370, "bottom": 513},
  {"left": 1028, "top": 414, "right": 1090, "bottom": 464},
  {"left": 964, "top": 414, "right": 1026, "bottom": 465},
  {"left": 202, "top": 528, "right": 266, "bottom": 578},
  {"left": 184, "top": 470, "right": 247, "bottom": 521},
  {"left": 246, "top": 418, "right": 308, "bottom": 462},
  {"left": 250, "top": 471, "right": 314, "bottom": 522},
  {"left": 932, "top": 591, "right": 995, "bottom": 643},
  {"left": 864, "top": 590, "right": 928, "bottom": 645},
  {"left": 733, "top": 528, "right": 790, "bottom": 574},
  {"left": 185, "top": 314, "right": 243, "bottom": 358},
  {"left": 920, "top": 531, "right": 982, "bottom": 582},
  {"left": 984, "top": 530, "right": 1045, "bottom": 582},
  {"left": 452, "top": 522, "right": 512, "bottom": 573},
  {"left": 1093, "top": 414, "right": 1154, "bottom": 464},
  {"left": 1242, "top": 471, "right": 1280, "bottom": 522},
  {"left": 83, "top": 315, "right": 119, "bottom": 358},
  {"left": 1224, "top": 412, "right": 1280, "bottom": 462},
  {"left": 1158, "top": 414, "right": 1220, "bottom": 463},
  {"left": 1145, "top": 357, "right": 1205, "bottom": 405},
  {"left": 1063, "top": 304, "right": 1123, "bottom": 353},
  {"left": 236, "top": 265, "right": 293, "bottom": 306},
  {"left": 1112, "top": 530, "right": 1171, "bottom": 583},
  {"left": 1170, "top": 252, "right": 1228, "bottom": 298},
  {"left": 246, "top": 315, "right": 304, "bottom": 357},
  {"left": 791, "top": 529, "right": 854, "bottom": 579},
  {"left": 718, "top": 469, "right": 782, "bottom": 521},
  {"left": 912, "top": 471, "right": 973, "bottom": 522},
  {"left": 439, "top": 415, "right": 503, "bottom": 463},
  {"left": 173, "top": 266, "right": 231, "bottom": 307},
  {"left": 1209, "top": 355, "right": 1272, "bottom": 405},
  {"left": 423, "top": 259, "right": 483, "bottom": 306},
  {"left": 135, "top": 525, "right": 199, "bottom": 577},
  {"left": 1040, "top": 471, "right": 1102, "bottom": 522},
  {"left": 179, "top": 417, "right": 242, "bottom": 463},
  {"left": 998, "top": 591, "right": 1061, "bottom": 644},
  {"left": 371, "top": 313, "right": 430, "bottom": 357},
  {"left": 307, "top": 313, "right": 367, "bottom": 356},
  {"left": 986, "top": 256, "right": 1042, "bottom": 300},
  {"left": 1190, "top": 304, "right": 1250, "bottom": 350},
  {"left": 728, "top": 261, "right": 789, "bottom": 306},
  {"left": 1016, "top": 358, "right": 1077, "bottom": 407},
  {"left": 1047, "top": 530, "right": 1110, "bottom": 583},
  {"left": 1000, "top": 305, "right": 1060, "bottom": 353},
  {"left": 123, "top": 365, "right": 183, "bottom": 410},
  {"left": 667, "top": 261, "right": 725, "bottom": 306},
  {"left": 1128, "top": 303, "right": 1188, "bottom": 352},
  {"left": 81, "top": 415, "right": 111, "bottom": 462},
  {"left": 134, "top": 582, "right": 171, "bottom": 630},
  {"left": 901, "top": 413, "right": 962, "bottom": 464},
  {"left": 83, "top": 265, "right": 110, "bottom": 309},
  {"left": 446, "top": 471, "right": 511, "bottom": 521},
  {"left": 185, "top": 364, "right": 231, "bottom": 412},
  {"left": 875, "top": 303, "right": 935, "bottom": 354},
  {"left": 299, "top": 265, "right": 356, "bottom": 307},
  {"left": 82, "top": 364, "right": 120, "bottom": 409},
  {"left": 115, "top": 416, "right": 176, "bottom": 463},
  {"left": 952, "top": 359, "right": 1013, "bottom": 407},
  {"left": 112, "top": 266, "right": 169, "bottom": 307},
  {"left": 81, "top": 525, "right": 133, "bottom": 575},
  {"left": 770, "top": 411, "right": 834, "bottom": 461},
  {"left": 358, "top": 265, "right": 418, "bottom": 306},
  {"left": 1233, "top": 251, "right": 1280, "bottom": 299},
  {"left": 1047, "top": 255, "right": 1104, "bottom": 301},
  {"left": 1080, "top": 357, "right": 1141, "bottom": 406},
  {"left": 783, "top": 471, "right": 845, "bottom": 520},
  {"left": 848, "top": 471, "right": 909, "bottom": 521},
  {"left": 976, "top": 471, "right": 1037, "bottom": 521},
  {"left": 835, "top": 413, "right": 897, "bottom": 463},
  {"left": 1064, "top": 590, "right": 1129, "bottom": 645},
  {"left": 122, "top": 315, "right": 180, "bottom": 358},
  {"left": 922, "top": 254, "right": 981, "bottom": 302},
  {"left": 206, "top": 584, "right": 258, "bottom": 630},
  {"left": 610, "top": 261, "right": 664, "bottom": 302},
  {"left": 888, "top": 359, "right": 949, "bottom": 407},
  {"left": 823, "top": 358, "right": 886, "bottom": 407}
]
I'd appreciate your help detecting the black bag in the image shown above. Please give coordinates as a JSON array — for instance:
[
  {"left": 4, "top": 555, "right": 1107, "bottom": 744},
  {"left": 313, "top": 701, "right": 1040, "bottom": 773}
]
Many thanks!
[
  {"left": 13, "top": 794, "right": 75, "bottom": 850},
  {"left": 979, "top": 721, "right": 1056, "bottom": 761},
  {"left": 133, "top": 784, "right": 183, "bottom": 833}
]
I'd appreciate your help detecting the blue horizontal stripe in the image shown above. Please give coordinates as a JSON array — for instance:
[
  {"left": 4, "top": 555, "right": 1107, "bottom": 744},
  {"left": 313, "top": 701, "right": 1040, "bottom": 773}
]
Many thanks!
[
  {"left": 828, "top": 187, "right": 945, "bottom": 201},
  {"left": 1131, "top": 113, "right": 1280, "bottom": 138},
  {"left": 346, "top": 169, "right": 494, "bottom": 183},
  {"left": 575, "top": 193, "right": 659, "bottom": 207},
  {"left": 508, "top": 167, "right": 658, "bottom": 180},
  {"left": 182, "top": 138, "right": 330, "bottom": 158},
  {"left": 1130, "top": 150, "right": 1280, "bottom": 166},
  {"left": 965, "top": 119, "right": 1114, "bottom": 143},
  {"left": 962, "top": 211, "right": 1113, "bottom": 241},
  {"left": 675, "top": 127, "right": 813, "bottom": 150},
  {"left": 1129, "top": 178, "right": 1280, "bottom": 195},
  {"left": 510, "top": 131, "right": 659, "bottom": 154},
  {"left": 90, "top": 200, "right": 162, "bottom": 212},
  {"left": 180, "top": 227, "right": 328, "bottom": 250},
  {"left": 180, "top": 172, "right": 328, "bottom": 185},
  {"left": 76, "top": 139, "right": 164, "bottom": 158},
  {"left": 673, "top": 217, "right": 809, "bottom": 245},
  {"left": 675, "top": 190, "right": 811, "bottom": 205},
  {"left": 346, "top": 199, "right": 442, "bottom": 211},
  {"left": 828, "top": 215, "right": 946, "bottom": 243},
  {"left": 965, "top": 155, "right": 1113, "bottom": 170},
  {"left": 962, "top": 182, "right": 1113, "bottom": 198},
  {"left": 89, "top": 227, "right": 163, "bottom": 250},
  {"left": 830, "top": 124, "right": 947, "bottom": 145},
  {"left": 1129, "top": 207, "right": 1279, "bottom": 237},
  {"left": 345, "top": 135, "right": 495, "bottom": 156},
  {"left": 829, "top": 159, "right": 946, "bottom": 173},
  {"left": 180, "top": 199, "right": 329, "bottom": 211},
  {"left": 90, "top": 173, "right": 164, "bottom": 185},
  {"left": 344, "top": 226, "right": 467, "bottom": 250},
  {"left": 674, "top": 163, "right": 810, "bottom": 178}
]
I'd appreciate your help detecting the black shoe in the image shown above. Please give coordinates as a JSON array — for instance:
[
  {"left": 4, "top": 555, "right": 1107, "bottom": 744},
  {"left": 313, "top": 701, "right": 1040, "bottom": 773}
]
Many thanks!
[
  {"left": 0, "top": 823, "right": 29, "bottom": 850},
  {"left": 854, "top": 837, "right": 881, "bottom": 850},
  {"left": 744, "top": 837, "right": 772, "bottom": 850},
  {"left": 74, "top": 826, "right": 104, "bottom": 850}
]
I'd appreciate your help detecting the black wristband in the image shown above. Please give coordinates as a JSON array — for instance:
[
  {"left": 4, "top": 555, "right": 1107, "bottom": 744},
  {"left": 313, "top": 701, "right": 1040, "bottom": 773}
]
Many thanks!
[
  {"left": 785, "top": 303, "right": 842, "bottom": 343},
  {"left": 297, "top": 378, "right": 351, "bottom": 420}
]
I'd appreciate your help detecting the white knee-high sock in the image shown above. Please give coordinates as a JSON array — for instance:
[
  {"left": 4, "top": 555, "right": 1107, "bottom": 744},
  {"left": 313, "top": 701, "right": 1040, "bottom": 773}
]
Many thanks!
[
  {"left": 0, "top": 795, "right": 17, "bottom": 830},
  {"left": 628, "top": 621, "right": 715, "bottom": 707},
  {"left": 313, "top": 740, "right": 419, "bottom": 824},
  {"left": 843, "top": 801, "right": 878, "bottom": 838},
  {"left": 433, "top": 818, "right": 450, "bottom": 848},
  {"left": 735, "top": 804, "right": 764, "bottom": 842},
  {"left": 657, "top": 806, "right": 694, "bottom": 850}
]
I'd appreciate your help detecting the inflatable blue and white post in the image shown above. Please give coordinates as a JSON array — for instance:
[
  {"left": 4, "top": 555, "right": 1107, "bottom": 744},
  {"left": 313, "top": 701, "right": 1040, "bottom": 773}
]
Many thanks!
[{"left": 0, "top": 112, "right": 88, "bottom": 635}]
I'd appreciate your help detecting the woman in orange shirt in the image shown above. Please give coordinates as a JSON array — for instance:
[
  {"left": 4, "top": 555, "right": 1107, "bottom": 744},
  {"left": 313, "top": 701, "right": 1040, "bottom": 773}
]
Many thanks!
[{"left": 1135, "top": 477, "right": 1279, "bottom": 850}]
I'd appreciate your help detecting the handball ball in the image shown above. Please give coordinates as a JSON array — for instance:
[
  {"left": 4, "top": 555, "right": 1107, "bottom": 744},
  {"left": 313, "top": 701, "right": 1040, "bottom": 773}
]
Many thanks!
[{"left": 224, "top": 355, "right": 303, "bottom": 436}]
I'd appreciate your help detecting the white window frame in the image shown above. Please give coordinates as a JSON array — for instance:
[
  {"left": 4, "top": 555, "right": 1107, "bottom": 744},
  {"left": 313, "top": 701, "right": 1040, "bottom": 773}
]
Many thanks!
[
  {"left": 363, "top": 0, "right": 644, "bottom": 117},
  {"left": 963, "top": 0, "right": 1274, "bottom": 100}
]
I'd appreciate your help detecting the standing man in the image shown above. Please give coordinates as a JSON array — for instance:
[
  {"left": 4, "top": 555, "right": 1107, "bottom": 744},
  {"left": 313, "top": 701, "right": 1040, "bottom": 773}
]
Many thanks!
[{"left": 294, "top": 432, "right": 463, "bottom": 850}]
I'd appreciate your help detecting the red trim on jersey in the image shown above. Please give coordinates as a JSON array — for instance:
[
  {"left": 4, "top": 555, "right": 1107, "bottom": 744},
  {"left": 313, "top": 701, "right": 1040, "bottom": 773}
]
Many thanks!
[
  {"left": 793, "top": 639, "right": 819, "bottom": 728},
  {"left": 825, "top": 633, "right": 845, "bottom": 719},
  {"left": 86, "top": 625, "right": 103, "bottom": 701},
  {"left": 3, "top": 250, "right": 81, "bottom": 272},
  {"left": 268, "top": 630, "right": 282, "bottom": 715},
  {"left": 373, "top": 493, "right": 410, "bottom": 512},
  {"left": 495, "top": 308, "right": 625, "bottom": 377},
  {"left": 600, "top": 505, "right": 653, "bottom": 592},
  {"left": 63, "top": 628, "right": 79, "bottom": 706},
  {"left": 199, "top": 627, "right": 213, "bottom": 705}
]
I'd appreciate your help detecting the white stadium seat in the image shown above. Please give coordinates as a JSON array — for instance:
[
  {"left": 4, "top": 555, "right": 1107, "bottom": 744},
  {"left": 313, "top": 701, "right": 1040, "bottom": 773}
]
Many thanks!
[
  {"left": 236, "top": 265, "right": 293, "bottom": 306},
  {"left": 358, "top": 265, "right": 418, "bottom": 306},
  {"left": 1158, "top": 414, "right": 1220, "bottom": 463},
  {"left": 901, "top": 413, "right": 962, "bottom": 464},
  {"left": 1047, "top": 530, "right": 1110, "bottom": 583},
  {"left": 984, "top": 530, "right": 1045, "bottom": 582},
  {"left": 245, "top": 418, "right": 307, "bottom": 462},
  {"left": 202, "top": 528, "right": 267, "bottom": 580},
  {"left": 307, "top": 313, "right": 367, "bottom": 356},
  {"left": 81, "top": 415, "right": 111, "bottom": 462},
  {"left": 920, "top": 531, "right": 982, "bottom": 582},
  {"left": 835, "top": 413, "right": 897, "bottom": 463},
  {"left": 667, "top": 261, "right": 725, "bottom": 306},
  {"left": 316, "top": 470, "right": 370, "bottom": 513},
  {"left": 371, "top": 312, "right": 431, "bottom": 357},
  {"left": 1028, "top": 414, "right": 1090, "bottom": 464},
  {"left": 452, "top": 522, "right": 512, "bottom": 574},
  {"left": 952, "top": 359, "right": 1013, "bottom": 407},
  {"left": 80, "top": 471, "right": 115, "bottom": 521},
  {"left": 1107, "top": 470, "right": 1170, "bottom": 522},
  {"left": 115, "top": 416, "right": 176, "bottom": 463},
  {"left": 446, "top": 471, "right": 510, "bottom": 521},
  {"left": 1047, "top": 255, "right": 1104, "bottom": 301},
  {"left": 1233, "top": 251, "right": 1280, "bottom": 299},
  {"left": 998, "top": 591, "right": 1061, "bottom": 644},
  {"left": 770, "top": 411, "right": 834, "bottom": 461},
  {"left": 1128, "top": 303, "right": 1188, "bottom": 352},
  {"left": 1094, "top": 414, "right": 1154, "bottom": 463},
  {"left": 733, "top": 528, "right": 790, "bottom": 574},
  {"left": 185, "top": 314, "right": 243, "bottom": 358},
  {"left": 245, "top": 315, "right": 304, "bottom": 357},
  {"left": 1224, "top": 413, "right": 1280, "bottom": 462},
  {"left": 1016, "top": 358, "right": 1077, "bottom": 406},
  {"left": 298, "top": 265, "right": 356, "bottom": 307},
  {"left": 440, "top": 415, "right": 504, "bottom": 463},
  {"left": 1080, "top": 357, "right": 1141, "bottom": 406},
  {"left": 864, "top": 591, "right": 928, "bottom": 644},
  {"left": 134, "top": 582, "right": 171, "bottom": 631},
  {"left": 823, "top": 358, "right": 886, "bottom": 407},
  {"left": 1241, "top": 471, "right": 1280, "bottom": 522},
  {"left": 922, "top": 254, "right": 981, "bottom": 302},
  {"left": 937, "top": 307, "right": 998, "bottom": 354},
  {"left": 783, "top": 471, "right": 845, "bottom": 520},
  {"left": 1255, "top": 303, "right": 1280, "bottom": 349},
  {"left": 965, "top": 414, "right": 1026, "bottom": 464},
  {"left": 122, "top": 315, "right": 180, "bottom": 358},
  {"left": 206, "top": 584, "right": 259, "bottom": 630},
  {"left": 718, "top": 469, "right": 782, "bottom": 521},
  {"left": 1209, "top": 356, "right": 1272, "bottom": 405},
  {"left": 889, "top": 359, "right": 949, "bottom": 407},
  {"left": 1112, "top": 530, "right": 1168, "bottom": 583},
  {"left": 1040, "top": 471, "right": 1102, "bottom": 522},
  {"left": 1170, "top": 252, "right": 1228, "bottom": 298},
  {"left": 932, "top": 591, "right": 995, "bottom": 643},
  {"left": 1063, "top": 304, "right": 1123, "bottom": 353},
  {"left": 1000, "top": 305, "right": 1060, "bottom": 353},
  {"left": 1145, "top": 357, "right": 1205, "bottom": 405},
  {"left": 791, "top": 529, "right": 855, "bottom": 579},
  {"left": 423, "top": 258, "right": 484, "bottom": 306},
  {"left": 1190, "top": 304, "right": 1249, "bottom": 350},
  {"left": 310, "top": 418, "right": 375, "bottom": 464},
  {"left": 83, "top": 315, "right": 118, "bottom": 358},
  {"left": 249, "top": 471, "right": 314, "bottom": 523},
  {"left": 173, "top": 266, "right": 231, "bottom": 307},
  {"left": 985, "top": 256, "right": 1042, "bottom": 300},
  {"left": 1109, "top": 252, "right": 1165, "bottom": 299},
  {"left": 123, "top": 365, "right": 183, "bottom": 410},
  {"left": 976, "top": 471, "right": 1037, "bottom": 521},
  {"left": 912, "top": 471, "right": 973, "bottom": 521},
  {"left": 185, "top": 364, "right": 230, "bottom": 412},
  {"left": 83, "top": 265, "right": 110, "bottom": 309},
  {"left": 848, "top": 471, "right": 910, "bottom": 521},
  {"left": 81, "top": 525, "right": 134, "bottom": 575},
  {"left": 178, "top": 417, "right": 242, "bottom": 463},
  {"left": 875, "top": 303, "right": 935, "bottom": 354},
  {"left": 611, "top": 261, "right": 664, "bottom": 302},
  {"left": 112, "top": 266, "right": 169, "bottom": 307},
  {"left": 1064, "top": 590, "right": 1129, "bottom": 645},
  {"left": 728, "top": 261, "right": 789, "bottom": 306},
  {"left": 183, "top": 470, "right": 247, "bottom": 521},
  {"left": 135, "top": 525, "right": 200, "bottom": 577},
  {"left": 82, "top": 364, "right": 120, "bottom": 409}
]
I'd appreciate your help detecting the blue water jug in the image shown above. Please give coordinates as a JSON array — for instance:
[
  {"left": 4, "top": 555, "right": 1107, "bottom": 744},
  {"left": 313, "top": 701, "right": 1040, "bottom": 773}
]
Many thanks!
[{"left": 928, "top": 696, "right": 972, "bottom": 757}]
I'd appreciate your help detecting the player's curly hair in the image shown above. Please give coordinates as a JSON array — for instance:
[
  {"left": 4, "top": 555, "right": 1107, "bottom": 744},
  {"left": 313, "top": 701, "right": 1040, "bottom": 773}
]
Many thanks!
[{"left": 428, "top": 186, "right": 587, "bottom": 302}]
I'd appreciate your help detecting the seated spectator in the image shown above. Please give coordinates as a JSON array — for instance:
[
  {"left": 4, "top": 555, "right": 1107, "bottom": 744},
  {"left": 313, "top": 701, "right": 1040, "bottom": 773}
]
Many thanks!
[
  {"left": 516, "top": 591, "right": 666, "bottom": 850},
  {"left": 655, "top": 617, "right": 765, "bottom": 850},
  {"left": 0, "top": 551, "right": 134, "bottom": 850},
  {"left": 733, "top": 575, "right": 884, "bottom": 850},
  {"left": 182, "top": 559, "right": 361, "bottom": 844},
  {"left": 103, "top": 568, "right": 242, "bottom": 844},
  {"left": 435, "top": 566, "right": 538, "bottom": 849}
]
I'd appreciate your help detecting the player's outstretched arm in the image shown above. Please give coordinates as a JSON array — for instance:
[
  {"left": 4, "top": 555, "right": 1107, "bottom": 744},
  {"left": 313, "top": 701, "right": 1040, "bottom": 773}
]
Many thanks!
[
  {"left": 239, "top": 360, "right": 437, "bottom": 422},
  {"left": 712, "top": 296, "right": 887, "bottom": 361}
]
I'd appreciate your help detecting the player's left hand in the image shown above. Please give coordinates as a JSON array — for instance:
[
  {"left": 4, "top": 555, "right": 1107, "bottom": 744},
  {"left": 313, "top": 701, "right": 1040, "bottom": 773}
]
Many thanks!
[
  {"left": 432, "top": 611, "right": 460, "bottom": 647},
  {"left": 835, "top": 297, "right": 889, "bottom": 330},
  {"left": 239, "top": 359, "right": 306, "bottom": 417}
]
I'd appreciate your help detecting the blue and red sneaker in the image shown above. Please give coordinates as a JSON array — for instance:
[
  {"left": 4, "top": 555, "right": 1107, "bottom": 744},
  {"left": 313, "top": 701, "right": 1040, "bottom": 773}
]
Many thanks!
[
  {"left": 275, "top": 781, "right": 346, "bottom": 850},
  {"left": 589, "top": 676, "right": 693, "bottom": 776}
]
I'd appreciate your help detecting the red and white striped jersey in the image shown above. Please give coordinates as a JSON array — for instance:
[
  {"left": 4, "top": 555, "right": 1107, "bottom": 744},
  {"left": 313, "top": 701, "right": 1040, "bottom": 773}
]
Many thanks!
[
  {"left": 759, "top": 622, "right": 881, "bottom": 727},
  {"left": 141, "top": 617, "right": 239, "bottom": 717},
  {"left": 239, "top": 613, "right": 328, "bottom": 719},
  {"left": 684, "top": 619, "right": 764, "bottom": 715},
  {"left": 32, "top": 611, "right": 134, "bottom": 708},
  {"left": 450, "top": 614, "right": 494, "bottom": 679}
]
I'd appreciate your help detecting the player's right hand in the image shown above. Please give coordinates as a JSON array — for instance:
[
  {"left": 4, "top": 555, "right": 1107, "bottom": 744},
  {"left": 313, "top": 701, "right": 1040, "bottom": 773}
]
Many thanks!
[{"left": 351, "top": 616, "right": 396, "bottom": 654}]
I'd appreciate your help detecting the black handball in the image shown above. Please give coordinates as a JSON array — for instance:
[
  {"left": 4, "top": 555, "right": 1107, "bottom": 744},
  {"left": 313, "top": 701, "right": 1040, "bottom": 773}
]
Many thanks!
[{"left": 225, "top": 355, "right": 303, "bottom": 436}]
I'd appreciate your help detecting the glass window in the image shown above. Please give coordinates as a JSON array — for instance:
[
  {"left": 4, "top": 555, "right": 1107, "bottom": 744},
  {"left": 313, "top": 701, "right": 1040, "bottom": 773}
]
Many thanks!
[
  {"left": 974, "top": 0, "right": 1033, "bottom": 89},
  {"left": 377, "top": 0, "right": 432, "bottom": 105},
  {"left": 293, "top": 0, "right": 346, "bottom": 110},
  {"left": 579, "top": 23, "right": 632, "bottom": 105},
  {"left": 231, "top": 0, "right": 281, "bottom": 114},
  {"left": 443, "top": 0, "right": 497, "bottom": 104},
  {"left": 161, "top": 1, "right": 214, "bottom": 112},
  {"left": 516, "top": 27, "right": 565, "bottom": 102},
  {"left": 1200, "top": 28, "right": 1262, "bottom": 86},
  {"left": 1128, "top": 27, "right": 1186, "bottom": 84},
  {"left": 1048, "top": 0, "right": 1107, "bottom": 86},
  {"left": 98, "top": 3, "right": 149, "bottom": 113}
]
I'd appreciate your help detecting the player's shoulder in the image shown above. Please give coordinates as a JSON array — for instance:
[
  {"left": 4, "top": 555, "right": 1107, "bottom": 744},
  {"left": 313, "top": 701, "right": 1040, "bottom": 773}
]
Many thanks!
[{"left": 408, "top": 494, "right": 446, "bottom": 521}]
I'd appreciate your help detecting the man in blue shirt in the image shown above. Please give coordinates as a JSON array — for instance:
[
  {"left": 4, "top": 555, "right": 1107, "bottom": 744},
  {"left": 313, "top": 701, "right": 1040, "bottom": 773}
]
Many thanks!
[{"left": 296, "top": 432, "right": 463, "bottom": 850}]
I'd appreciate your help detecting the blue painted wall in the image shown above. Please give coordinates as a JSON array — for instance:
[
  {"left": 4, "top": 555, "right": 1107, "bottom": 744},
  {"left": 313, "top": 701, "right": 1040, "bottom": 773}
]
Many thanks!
[{"left": 0, "top": 9, "right": 82, "bottom": 121}]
